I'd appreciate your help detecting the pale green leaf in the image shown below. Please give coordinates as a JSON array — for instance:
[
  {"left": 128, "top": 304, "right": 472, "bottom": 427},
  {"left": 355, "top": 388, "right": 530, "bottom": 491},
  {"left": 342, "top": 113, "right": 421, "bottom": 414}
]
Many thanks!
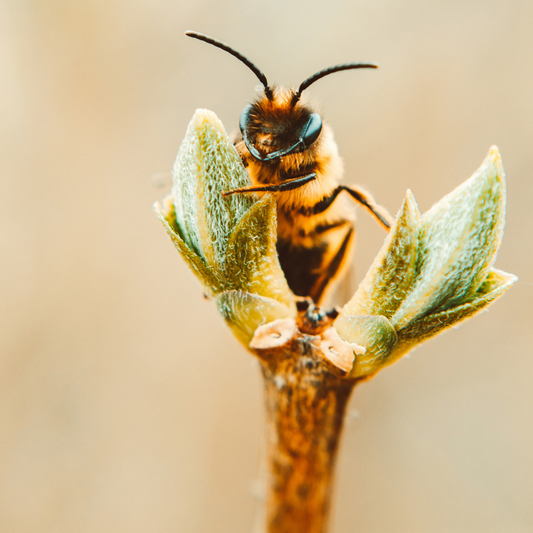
[
  {"left": 342, "top": 190, "right": 420, "bottom": 318},
  {"left": 171, "top": 109, "right": 255, "bottom": 269},
  {"left": 216, "top": 290, "right": 295, "bottom": 346},
  {"left": 396, "top": 268, "right": 517, "bottom": 343},
  {"left": 225, "top": 196, "right": 294, "bottom": 309},
  {"left": 334, "top": 314, "right": 398, "bottom": 378},
  {"left": 154, "top": 199, "right": 223, "bottom": 295},
  {"left": 392, "top": 147, "right": 506, "bottom": 329}
]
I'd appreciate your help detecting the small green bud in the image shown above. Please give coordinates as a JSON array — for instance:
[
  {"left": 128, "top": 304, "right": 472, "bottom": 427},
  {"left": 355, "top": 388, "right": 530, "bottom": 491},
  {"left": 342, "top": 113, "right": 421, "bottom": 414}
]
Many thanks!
[
  {"left": 155, "top": 109, "right": 295, "bottom": 342},
  {"left": 335, "top": 147, "right": 516, "bottom": 378},
  {"left": 392, "top": 146, "right": 507, "bottom": 328}
]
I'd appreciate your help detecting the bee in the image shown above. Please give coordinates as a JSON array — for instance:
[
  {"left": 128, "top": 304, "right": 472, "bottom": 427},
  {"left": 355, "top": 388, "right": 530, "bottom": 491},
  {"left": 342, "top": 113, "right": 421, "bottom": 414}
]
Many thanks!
[{"left": 186, "top": 31, "right": 393, "bottom": 304}]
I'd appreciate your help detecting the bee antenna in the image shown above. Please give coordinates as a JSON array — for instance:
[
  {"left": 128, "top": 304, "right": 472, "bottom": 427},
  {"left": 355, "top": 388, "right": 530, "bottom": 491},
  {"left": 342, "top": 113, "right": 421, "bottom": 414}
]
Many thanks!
[
  {"left": 185, "top": 31, "right": 273, "bottom": 100},
  {"left": 290, "top": 62, "right": 379, "bottom": 107}
]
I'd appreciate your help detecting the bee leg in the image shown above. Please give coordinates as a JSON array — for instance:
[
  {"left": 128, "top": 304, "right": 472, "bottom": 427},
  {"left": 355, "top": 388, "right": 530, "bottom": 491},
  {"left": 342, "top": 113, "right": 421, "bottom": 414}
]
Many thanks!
[
  {"left": 295, "top": 297, "right": 341, "bottom": 322},
  {"left": 310, "top": 226, "right": 355, "bottom": 304},
  {"left": 325, "top": 306, "right": 340, "bottom": 320},
  {"left": 222, "top": 173, "right": 316, "bottom": 196},
  {"left": 341, "top": 185, "right": 393, "bottom": 231},
  {"left": 295, "top": 296, "right": 313, "bottom": 313}
]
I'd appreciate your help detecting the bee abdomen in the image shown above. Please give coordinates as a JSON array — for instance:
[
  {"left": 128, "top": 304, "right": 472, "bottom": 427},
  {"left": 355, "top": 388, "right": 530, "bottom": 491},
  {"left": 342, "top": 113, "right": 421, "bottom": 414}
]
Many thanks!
[
  {"left": 277, "top": 239, "right": 328, "bottom": 299},
  {"left": 277, "top": 221, "right": 355, "bottom": 302},
  {"left": 314, "top": 219, "right": 349, "bottom": 234}
]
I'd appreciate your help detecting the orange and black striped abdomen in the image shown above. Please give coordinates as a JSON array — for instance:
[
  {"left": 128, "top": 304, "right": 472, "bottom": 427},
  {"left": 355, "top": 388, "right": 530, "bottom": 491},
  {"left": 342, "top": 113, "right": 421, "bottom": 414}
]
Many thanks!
[{"left": 277, "top": 220, "right": 355, "bottom": 303}]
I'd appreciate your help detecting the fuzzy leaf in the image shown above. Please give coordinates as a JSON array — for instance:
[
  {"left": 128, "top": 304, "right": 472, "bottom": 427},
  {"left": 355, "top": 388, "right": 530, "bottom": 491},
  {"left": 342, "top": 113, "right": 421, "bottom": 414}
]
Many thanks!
[
  {"left": 342, "top": 190, "right": 420, "bottom": 318},
  {"left": 216, "top": 290, "right": 295, "bottom": 346},
  {"left": 396, "top": 268, "right": 516, "bottom": 344},
  {"left": 334, "top": 314, "right": 398, "bottom": 378},
  {"left": 154, "top": 197, "right": 223, "bottom": 295},
  {"left": 225, "top": 196, "right": 294, "bottom": 309},
  {"left": 171, "top": 109, "right": 255, "bottom": 269},
  {"left": 392, "top": 147, "right": 506, "bottom": 329}
]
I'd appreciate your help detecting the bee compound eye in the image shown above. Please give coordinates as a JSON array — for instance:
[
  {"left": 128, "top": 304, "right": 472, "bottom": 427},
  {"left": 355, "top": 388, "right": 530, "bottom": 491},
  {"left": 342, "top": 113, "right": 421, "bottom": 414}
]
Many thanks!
[
  {"left": 302, "top": 113, "right": 322, "bottom": 148},
  {"left": 239, "top": 104, "right": 253, "bottom": 134}
]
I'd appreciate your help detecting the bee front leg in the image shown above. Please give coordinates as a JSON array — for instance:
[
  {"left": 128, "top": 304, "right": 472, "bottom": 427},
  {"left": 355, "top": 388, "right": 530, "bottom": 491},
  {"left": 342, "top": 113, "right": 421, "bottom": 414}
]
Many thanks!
[
  {"left": 222, "top": 173, "right": 316, "bottom": 196},
  {"left": 341, "top": 185, "right": 393, "bottom": 231}
]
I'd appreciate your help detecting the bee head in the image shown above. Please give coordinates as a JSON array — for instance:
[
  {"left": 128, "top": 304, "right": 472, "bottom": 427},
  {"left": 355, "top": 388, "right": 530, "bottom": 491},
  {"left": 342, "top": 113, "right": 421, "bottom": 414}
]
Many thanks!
[
  {"left": 239, "top": 91, "right": 323, "bottom": 162},
  {"left": 185, "top": 31, "right": 378, "bottom": 162}
]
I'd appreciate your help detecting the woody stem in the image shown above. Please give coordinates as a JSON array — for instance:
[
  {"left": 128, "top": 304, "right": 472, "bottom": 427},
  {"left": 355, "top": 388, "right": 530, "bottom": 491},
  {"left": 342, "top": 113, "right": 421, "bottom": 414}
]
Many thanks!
[{"left": 258, "top": 334, "right": 356, "bottom": 533}]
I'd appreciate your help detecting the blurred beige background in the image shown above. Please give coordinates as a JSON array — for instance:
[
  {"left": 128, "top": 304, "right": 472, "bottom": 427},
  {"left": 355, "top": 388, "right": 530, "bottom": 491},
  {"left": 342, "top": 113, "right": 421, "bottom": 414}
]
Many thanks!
[{"left": 1, "top": 0, "right": 532, "bottom": 532}]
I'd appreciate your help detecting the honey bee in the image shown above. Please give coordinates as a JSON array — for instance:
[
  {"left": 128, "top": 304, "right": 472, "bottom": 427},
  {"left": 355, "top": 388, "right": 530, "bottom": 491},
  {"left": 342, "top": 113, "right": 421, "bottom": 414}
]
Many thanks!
[{"left": 186, "top": 31, "right": 393, "bottom": 304}]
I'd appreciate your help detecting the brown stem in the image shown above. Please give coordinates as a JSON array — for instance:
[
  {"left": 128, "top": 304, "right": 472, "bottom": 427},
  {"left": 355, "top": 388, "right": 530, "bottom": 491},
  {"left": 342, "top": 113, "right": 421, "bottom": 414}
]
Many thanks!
[{"left": 257, "top": 327, "right": 357, "bottom": 533}]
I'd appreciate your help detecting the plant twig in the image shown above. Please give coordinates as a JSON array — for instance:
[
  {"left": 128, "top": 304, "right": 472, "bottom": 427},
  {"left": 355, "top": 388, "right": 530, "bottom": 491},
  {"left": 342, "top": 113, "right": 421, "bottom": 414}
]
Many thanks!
[{"left": 254, "top": 312, "right": 354, "bottom": 533}]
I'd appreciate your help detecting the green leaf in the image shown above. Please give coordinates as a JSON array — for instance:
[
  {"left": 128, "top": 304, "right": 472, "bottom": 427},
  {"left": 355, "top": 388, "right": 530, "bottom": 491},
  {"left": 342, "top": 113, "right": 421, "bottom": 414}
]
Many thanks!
[
  {"left": 154, "top": 198, "right": 223, "bottom": 295},
  {"left": 334, "top": 314, "right": 398, "bottom": 378},
  {"left": 225, "top": 196, "right": 294, "bottom": 309},
  {"left": 396, "top": 268, "right": 517, "bottom": 343},
  {"left": 341, "top": 190, "right": 420, "bottom": 319},
  {"left": 171, "top": 109, "right": 256, "bottom": 269},
  {"left": 216, "top": 290, "right": 295, "bottom": 346},
  {"left": 392, "top": 147, "right": 506, "bottom": 329}
]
